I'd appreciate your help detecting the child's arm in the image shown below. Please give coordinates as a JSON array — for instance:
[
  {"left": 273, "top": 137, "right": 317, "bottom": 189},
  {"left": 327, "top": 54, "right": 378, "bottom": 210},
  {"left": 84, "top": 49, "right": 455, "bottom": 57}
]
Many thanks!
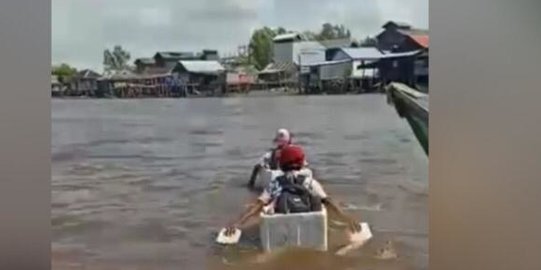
[
  {"left": 225, "top": 199, "right": 266, "bottom": 235},
  {"left": 322, "top": 197, "right": 362, "bottom": 232}
]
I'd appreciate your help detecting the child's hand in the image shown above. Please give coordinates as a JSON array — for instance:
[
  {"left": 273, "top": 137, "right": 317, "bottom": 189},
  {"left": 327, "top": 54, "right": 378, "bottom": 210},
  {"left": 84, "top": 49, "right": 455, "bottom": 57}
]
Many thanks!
[{"left": 224, "top": 223, "right": 239, "bottom": 236}]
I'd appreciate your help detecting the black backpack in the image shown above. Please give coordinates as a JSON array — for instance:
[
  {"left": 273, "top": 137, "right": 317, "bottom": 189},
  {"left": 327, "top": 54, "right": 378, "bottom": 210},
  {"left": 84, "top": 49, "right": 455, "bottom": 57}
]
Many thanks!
[{"left": 274, "top": 174, "right": 322, "bottom": 214}]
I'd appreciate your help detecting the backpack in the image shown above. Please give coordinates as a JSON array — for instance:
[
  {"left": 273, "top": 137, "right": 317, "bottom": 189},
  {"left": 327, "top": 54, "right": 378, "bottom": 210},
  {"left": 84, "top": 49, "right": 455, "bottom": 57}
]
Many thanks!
[{"left": 274, "top": 174, "right": 322, "bottom": 214}]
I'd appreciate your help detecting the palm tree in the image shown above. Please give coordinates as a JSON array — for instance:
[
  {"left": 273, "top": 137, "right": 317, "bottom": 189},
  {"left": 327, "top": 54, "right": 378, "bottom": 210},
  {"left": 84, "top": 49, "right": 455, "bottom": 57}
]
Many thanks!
[{"left": 103, "top": 45, "right": 131, "bottom": 75}]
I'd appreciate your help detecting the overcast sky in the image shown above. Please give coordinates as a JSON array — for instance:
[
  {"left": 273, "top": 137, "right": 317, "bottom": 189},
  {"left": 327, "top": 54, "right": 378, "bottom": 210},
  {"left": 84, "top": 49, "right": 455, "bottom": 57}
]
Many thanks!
[{"left": 52, "top": 0, "right": 428, "bottom": 71}]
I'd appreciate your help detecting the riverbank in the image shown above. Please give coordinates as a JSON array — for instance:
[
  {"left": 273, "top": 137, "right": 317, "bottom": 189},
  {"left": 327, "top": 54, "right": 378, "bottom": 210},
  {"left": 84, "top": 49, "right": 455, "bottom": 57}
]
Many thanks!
[{"left": 51, "top": 88, "right": 387, "bottom": 99}]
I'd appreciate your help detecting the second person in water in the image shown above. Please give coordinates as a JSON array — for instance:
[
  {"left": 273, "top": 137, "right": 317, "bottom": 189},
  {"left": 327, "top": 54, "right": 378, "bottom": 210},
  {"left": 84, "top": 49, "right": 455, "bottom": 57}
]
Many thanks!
[{"left": 248, "top": 128, "right": 309, "bottom": 188}]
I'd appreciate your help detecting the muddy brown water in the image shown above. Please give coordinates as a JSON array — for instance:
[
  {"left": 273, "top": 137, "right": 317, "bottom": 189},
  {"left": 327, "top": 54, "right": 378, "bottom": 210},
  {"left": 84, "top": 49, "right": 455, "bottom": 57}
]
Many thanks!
[{"left": 52, "top": 94, "right": 427, "bottom": 270}]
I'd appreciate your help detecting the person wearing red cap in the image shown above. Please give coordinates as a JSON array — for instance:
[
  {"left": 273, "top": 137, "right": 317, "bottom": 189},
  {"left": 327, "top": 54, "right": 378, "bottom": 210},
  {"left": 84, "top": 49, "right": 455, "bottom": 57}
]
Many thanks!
[
  {"left": 248, "top": 128, "right": 308, "bottom": 188},
  {"left": 226, "top": 144, "right": 361, "bottom": 236}
]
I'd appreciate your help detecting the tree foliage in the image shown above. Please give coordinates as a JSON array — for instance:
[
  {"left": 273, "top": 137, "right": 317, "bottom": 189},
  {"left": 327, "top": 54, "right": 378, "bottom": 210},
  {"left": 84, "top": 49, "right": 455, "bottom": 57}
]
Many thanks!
[
  {"left": 360, "top": 36, "right": 378, "bottom": 47},
  {"left": 317, "top": 23, "right": 351, "bottom": 40},
  {"left": 52, "top": 63, "right": 77, "bottom": 83},
  {"left": 302, "top": 31, "right": 318, "bottom": 41},
  {"left": 248, "top": 27, "right": 282, "bottom": 70},
  {"left": 103, "top": 45, "right": 131, "bottom": 74},
  {"left": 275, "top": 27, "right": 287, "bottom": 35}
]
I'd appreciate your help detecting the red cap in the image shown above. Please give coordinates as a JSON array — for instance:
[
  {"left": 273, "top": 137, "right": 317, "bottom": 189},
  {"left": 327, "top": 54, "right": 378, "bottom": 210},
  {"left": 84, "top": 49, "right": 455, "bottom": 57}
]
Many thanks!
[{"left": 279, "top": 144, "right": 305, "bottom": 170}]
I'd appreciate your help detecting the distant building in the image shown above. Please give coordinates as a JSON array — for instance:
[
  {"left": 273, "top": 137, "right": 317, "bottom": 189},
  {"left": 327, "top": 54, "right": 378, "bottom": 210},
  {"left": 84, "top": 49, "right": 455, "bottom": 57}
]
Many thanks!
[
  {"left": 97, "top": 69, "right": 179, "bottom": 98},
  {"left": 271, "top": 33, "right": 326, "bottom": 66},
  {"left": 225, "top": 65, "right": 258, "bottom": 93},
  {"left": 301, "top": 47, "right": 385, "bottom": 93},
  {"left": 127, "top": 50, "right": 223, "bottom": 97},
  {"left": 134, "top": 58, "right": 156, "bottom": 74},
  {"left": 172, "top": 60, "right": 226, "bottom": 96},
  {"left": 200, "top": 50, "right": 219, "bottom": 61},
  {"left": 152, "top": 52, "right": 199, "bottom": 71},
  {"left": 139, "top": 50, "right": 219, "bottom": 73},
  {"left": 135, "top": 50, "right": 220, "bottom": 74},
  {"left": 374, "top": 50, "right": 426, "bottom": 90},
  {"left": 376, "top": 21, "right": 428, "bottom": 51},
  {"left": 259, "top": 32, "right": 327, "bottom": 88},
  {"left": 70, "top": 69, "right": 101, "bottom": 96},
  {"left": 318, "top": 38, "right": 355, "bottom": 60},
  {"left": 51, "top": 75, "right": 62, "bottom": 96},
  {"left": 374, "top": 21, "right": 429, "bottom": 91}
]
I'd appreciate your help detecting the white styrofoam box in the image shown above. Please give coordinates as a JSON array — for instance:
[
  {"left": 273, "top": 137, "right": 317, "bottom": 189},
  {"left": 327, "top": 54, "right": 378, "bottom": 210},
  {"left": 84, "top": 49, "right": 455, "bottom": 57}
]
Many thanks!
[{"left": 259, "top": 206, "right": 328, "bottom": 252}]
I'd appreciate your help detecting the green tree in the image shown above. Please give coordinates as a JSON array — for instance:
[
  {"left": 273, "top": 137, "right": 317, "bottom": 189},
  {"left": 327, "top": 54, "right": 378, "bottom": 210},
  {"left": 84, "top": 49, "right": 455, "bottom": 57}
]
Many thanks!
[
  {"left": 302, "top": 31, "right": 318, "bottom": 41},
  {"left": 103, "top": 45, "right": 131, "bottom": 74},
  {"left": 317, "top": 23, "right": 351, "bottom": 40},
  {"left": 248, "top": 27, "right": 279, "bottom": 70},
  {"left": 276, "top": 27, "right": 287, "bottom": 35},
  {"left": 51, "top": 63, "right": 77, "bottom": 83},
  {"left": 360, "top": 36, "right": 378, "bottom": 47}
]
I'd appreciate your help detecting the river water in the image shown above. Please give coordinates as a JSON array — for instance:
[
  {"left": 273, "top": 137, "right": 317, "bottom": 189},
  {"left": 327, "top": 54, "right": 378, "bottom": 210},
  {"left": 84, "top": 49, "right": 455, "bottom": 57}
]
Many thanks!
[{"left": 51, "top": 94, "right": 428, "bottom": 270}]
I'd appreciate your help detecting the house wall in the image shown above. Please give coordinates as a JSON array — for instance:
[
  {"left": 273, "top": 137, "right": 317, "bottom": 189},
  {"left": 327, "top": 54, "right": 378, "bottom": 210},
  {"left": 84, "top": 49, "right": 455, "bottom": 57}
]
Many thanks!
[
  {"left": 319, "top": 61, "right": 351, "bottom": 81},
  {"left": 273, "top": 42, "right": 294, "bottom": 63},
  {"left": 378, "top": 28, "right": 426, "bottom": 53},
  {"left": 293, "top": 42, "right": 326, "bottom": 65},
  {"left": 352, "top": 60, "right": 378, "bottom": 78},
  {"left": 154, "top": 55, "right": 166, "bottom": 67},
  {"left": 376, "top": 28, "right": 408, "bottom": 51},
  {"left": 203, "top": 51, "right": 219, "bottom": 61},
  {"left": 226, "top": 72, "right": 256, "bottom": 85},
  {"left": 414, "top": 57, "right": 428, "bottom": 76},
  {"left": 163, "top": 61, "right": 178, "bottom": 71},
  {"left": 379, "top": 56, "right": 416, "bottom": 86},
  {"left": 397, "top": 37, "right": 425, "bottom": 52},
  {"left": 51, "top": 84, "right": 61, "bottom": 92},
  {"left": 71, "top": 79, "right": 98, "bottom": 92},
  {"left": 331, "top": 50, "right": 351, "bottom": 61},
  {"left": 136, "top": 63, "right": 153, "bottom": 73}
]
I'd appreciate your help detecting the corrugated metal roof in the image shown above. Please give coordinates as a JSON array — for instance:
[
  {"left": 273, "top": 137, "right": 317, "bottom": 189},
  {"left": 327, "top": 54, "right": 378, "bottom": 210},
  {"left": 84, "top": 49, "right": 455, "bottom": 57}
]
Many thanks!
[
  {"left": 156, "top": 51, "right": 195, "bottom": 60},
  {"left": 398, "top": 29, "right": 429, "bottom": 36},
  {"left": 135, "top": 58, "right": 155, "bottom": 65},
  {"left": 99, "top": 70, "right": 172, "bottom": 81},
  {"left": 380, "top": 50, "right": 422, "bottom": 58},
  {"left": 75, "top": 69, "right": 101, "bottom": 79},
  {"left": 408, "top": 35, "right": 429, "bottom": 48},
  {"left": 382, "top": 21, "right": 413, "bottom": 30},
  {"left": 302, "top": 59, "right": 350, "bottom": 67},
  {"left": 273, "top": 33, "right": 302, "bottom": 42},
  {"left": 259, "top": 62, "right": 297, "bottom": 74},
  {"left": 144, "top": 66, "right": 172, "bottom": 75},
  {"left": 101, "top": 69, "right": 137, "bottom": 80},
  {"left": 340, "top": 47, "right": 385, "bottom": 60},
  {"left": 178, "top": 60, "right": 225, "bottom": 74}
]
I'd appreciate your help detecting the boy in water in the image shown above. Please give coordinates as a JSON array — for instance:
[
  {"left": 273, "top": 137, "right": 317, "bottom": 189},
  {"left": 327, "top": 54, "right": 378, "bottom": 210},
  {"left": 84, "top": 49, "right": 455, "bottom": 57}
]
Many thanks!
[
  {"left": 228, "top": 144, "right": 361, "bottom": 235},
  {"left": 248, "top": 128, "right": 309, "bottom": 188}
]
